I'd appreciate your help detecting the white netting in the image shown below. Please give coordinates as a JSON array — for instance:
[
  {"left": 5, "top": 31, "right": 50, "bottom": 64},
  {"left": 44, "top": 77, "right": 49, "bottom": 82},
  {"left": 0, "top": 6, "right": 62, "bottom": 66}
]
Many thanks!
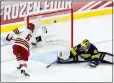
[{"left": 28, "top": 9, "right": 73, "bottom": 49}]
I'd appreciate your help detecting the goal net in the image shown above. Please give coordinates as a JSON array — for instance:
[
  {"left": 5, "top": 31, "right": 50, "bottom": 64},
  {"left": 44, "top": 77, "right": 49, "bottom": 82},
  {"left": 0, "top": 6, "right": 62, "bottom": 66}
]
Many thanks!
[{"left": 27, "top": 8, "right": 73, "bottom": 49}]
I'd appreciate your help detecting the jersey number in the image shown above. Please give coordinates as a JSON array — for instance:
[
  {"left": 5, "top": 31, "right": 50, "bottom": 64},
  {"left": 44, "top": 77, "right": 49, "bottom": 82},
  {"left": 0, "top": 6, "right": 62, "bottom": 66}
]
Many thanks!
[{"left": 26, "top": 34, "right": 32, "bottom": 41}]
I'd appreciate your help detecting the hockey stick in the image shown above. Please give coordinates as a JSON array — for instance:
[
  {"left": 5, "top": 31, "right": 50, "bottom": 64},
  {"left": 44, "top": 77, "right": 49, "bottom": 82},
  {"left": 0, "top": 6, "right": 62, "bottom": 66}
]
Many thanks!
[
  {"left": 99, "top": 51, "right": 113, "bottom": 56},
  {"left": 46, "top": 60, "right": 57, "bottom": 68},
  {"left": 104, "top": 52, "right": 113, "bottom": 56},
  {"left": 100, "top": 60, "right": 113, "bottom": 64},
  {"left": 57, "top": 60, "right": 88, "bottom": 64},
  {"left": 98, "top": 51, "right": 113, "bottom": 64},
  {"left": 46, "top": 59, "right": 88, "bottom": 68}
]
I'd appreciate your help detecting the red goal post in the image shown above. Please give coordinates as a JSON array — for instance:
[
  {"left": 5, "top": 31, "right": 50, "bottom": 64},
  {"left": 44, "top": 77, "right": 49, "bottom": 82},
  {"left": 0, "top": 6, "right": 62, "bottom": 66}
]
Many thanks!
[{"left": 27, "top": 8, "right": 74, "bottom": 48}]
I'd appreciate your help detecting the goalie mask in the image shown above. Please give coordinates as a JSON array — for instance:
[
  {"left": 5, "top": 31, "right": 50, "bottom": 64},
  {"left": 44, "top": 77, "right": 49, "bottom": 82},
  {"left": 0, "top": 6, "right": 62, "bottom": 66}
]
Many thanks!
[{"left": 80, "top": 39, "right": 90, "bottom": 50}]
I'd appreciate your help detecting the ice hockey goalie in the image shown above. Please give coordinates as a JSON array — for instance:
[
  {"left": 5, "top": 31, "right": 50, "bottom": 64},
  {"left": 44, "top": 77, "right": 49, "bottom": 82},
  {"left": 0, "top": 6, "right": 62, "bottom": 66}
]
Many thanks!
[{"left": 57, "top": 39, "right": 113, "bottom": 68}]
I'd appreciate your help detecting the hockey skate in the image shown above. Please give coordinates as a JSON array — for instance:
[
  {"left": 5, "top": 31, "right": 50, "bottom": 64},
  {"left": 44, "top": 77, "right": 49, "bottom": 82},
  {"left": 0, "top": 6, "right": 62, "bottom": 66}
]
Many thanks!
[
  {"left": 17, "top": 64, "right": 30, "bottom": 77},
  {"left": 21, "top": 69, "right": 30, "bottom": 77},
  {"left": 17, "top": 64, "right": 22, "bottom": 70}
]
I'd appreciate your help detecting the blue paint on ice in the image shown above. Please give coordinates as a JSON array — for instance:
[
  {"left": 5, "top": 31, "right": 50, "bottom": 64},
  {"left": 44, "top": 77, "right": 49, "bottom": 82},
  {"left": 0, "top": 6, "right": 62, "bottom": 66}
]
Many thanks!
[
  {"left": 30, "top": 51, "right": 58, "bottom": 63},
  {"left": 1, "top": 37, "right": 13, "bottom": 47}
]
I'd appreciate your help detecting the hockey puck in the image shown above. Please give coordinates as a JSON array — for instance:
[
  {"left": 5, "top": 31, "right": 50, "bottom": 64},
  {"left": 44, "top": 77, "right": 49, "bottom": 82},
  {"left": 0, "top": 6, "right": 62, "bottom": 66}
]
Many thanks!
[
  {"left": 54, "top": 20, "right": 57, "bottom": 23},
  {"left": 40, "top": 8, "right": 43, "bottom": 10}
]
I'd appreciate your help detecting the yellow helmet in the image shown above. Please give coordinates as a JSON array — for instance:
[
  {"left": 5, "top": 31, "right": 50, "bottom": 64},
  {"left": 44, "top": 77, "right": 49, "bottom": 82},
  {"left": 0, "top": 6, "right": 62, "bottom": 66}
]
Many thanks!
[
  {"left": 81, "top": 39, "right": 90, "bottom": 46},
  {"left": 81, "top": 39, "right": 90, "bottom": 50}
]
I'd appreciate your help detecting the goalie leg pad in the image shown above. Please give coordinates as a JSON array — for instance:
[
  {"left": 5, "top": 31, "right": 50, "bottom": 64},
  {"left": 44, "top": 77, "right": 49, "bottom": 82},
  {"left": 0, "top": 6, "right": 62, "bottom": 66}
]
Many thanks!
[{"left": 57, "top": 49, "right": 70, "bottom": 61}]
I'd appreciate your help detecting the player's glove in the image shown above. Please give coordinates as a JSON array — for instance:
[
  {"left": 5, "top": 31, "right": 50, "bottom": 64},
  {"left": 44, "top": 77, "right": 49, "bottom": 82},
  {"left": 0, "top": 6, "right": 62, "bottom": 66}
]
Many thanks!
[
  {"left": 6, "top": 34, "right": 13, "bottom": 41},
  {"left": 89, "top": 61, "right": 97, "bottom": 68},
  {"left": 88, "top": 59, "right": 100, "bottom": 68}
]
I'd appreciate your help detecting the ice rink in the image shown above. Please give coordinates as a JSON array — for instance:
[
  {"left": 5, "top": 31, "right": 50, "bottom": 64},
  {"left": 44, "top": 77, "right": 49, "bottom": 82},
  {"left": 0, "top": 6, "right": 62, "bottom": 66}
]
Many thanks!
[{"left": 1, "top": 14, "right": 113, "bottom": 82}]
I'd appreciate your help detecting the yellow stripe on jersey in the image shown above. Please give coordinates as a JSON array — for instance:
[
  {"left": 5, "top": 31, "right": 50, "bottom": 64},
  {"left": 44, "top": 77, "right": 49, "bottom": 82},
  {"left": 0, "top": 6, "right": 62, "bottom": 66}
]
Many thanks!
[
  {"left": 15, "top": 41, "right": 29, "bottom": 50},
  {"left": 92, "top": 54, "right": 99, "bottom": 59},
  {"left": 92, "top": 50, "right": 99, "bottom": 59},
  {"left": 15, "top": 39, "right": 29, "bottom": 48},
  {"left": 71, "top": 48, "right": 77, "bottom": 56},
  {"left": 80, "top": 54, "right": 91, "bottom": 58},
  {"left": 13, "top": 28, "right": 20, "bottom": 34},
  {"left": 15, "top": 38, "right": 29, "bottom": 50},
  {"left": 99, "top": 53, "right": 105, "bottom": 60}
]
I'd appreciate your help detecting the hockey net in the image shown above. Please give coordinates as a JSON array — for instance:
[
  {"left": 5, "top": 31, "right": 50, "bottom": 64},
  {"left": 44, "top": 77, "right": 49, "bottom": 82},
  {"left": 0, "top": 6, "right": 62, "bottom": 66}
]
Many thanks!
[{"left": 27, "top": 8, "right": 73, "bottom": 49}]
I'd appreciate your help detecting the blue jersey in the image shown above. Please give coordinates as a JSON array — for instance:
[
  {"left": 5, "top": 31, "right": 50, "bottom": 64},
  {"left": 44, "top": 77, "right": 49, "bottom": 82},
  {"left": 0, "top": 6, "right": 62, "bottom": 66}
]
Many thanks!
[
  {"left": 76, "top": 44, "right": 98, "bottom": 56},
  {"left": 70, "top": 43, "right": 99, "bottom": 59}
]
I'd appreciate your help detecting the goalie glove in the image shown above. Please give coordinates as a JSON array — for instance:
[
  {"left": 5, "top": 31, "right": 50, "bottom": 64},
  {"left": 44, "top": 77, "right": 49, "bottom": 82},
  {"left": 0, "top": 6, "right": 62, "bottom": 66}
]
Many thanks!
[
  {"left": 88, "top": 59, "right": 100, "bottom": 68},
  {"left": 89, "top": 61, "right": 97, "bottom": 68}
]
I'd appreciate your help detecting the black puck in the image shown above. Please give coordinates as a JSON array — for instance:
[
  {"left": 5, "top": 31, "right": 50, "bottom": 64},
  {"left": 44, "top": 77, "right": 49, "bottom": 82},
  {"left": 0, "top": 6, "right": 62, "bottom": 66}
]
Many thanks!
[
  {"left": 40, "top": 8, "right": 42, "bottom": 10},
  {"left": 54, "top": 20, "right": 57, "bottom": 23}
]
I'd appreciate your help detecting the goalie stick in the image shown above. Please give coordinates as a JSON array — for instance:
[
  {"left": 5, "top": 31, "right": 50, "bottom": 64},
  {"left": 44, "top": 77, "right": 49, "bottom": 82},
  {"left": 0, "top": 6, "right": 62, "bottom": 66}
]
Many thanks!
[
  {"left": 98, "top": 51, "right": 113, "bottom": 64},
  {"left": 46, "top": 51, "right": 113, "bottom": 68},
  {"left": 46, "top": 60, "right": 57, "bottom": 68},
  {"left": 46, "top": 59, "right": 88, "bottom": 68},
  {"left": 100, "top": 60, "right": 113, "bottom": 64},
  {"left": 57, "top": 60, "right": 88, "bottom": 64},
  {"left": 98, "top": 51, "right": 113, "bottom": 56},
  {"left": 46, "top": 59, "right": 113, "bottom": 68}
]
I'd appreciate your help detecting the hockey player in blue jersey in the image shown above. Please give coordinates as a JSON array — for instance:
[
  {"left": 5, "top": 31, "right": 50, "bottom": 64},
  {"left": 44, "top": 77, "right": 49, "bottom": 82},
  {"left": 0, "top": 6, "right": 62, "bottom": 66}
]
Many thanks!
[
  {"left": 71, "top": 39, "right": 100, "bottom": 68},
  {"left": 57, "top": 39, "right": 113, "bottom": 68}
]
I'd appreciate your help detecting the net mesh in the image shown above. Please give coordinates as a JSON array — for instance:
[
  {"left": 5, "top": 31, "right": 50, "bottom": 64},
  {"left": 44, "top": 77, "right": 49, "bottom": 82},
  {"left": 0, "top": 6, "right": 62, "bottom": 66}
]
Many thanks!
[{"left": 27, "top": 8, "right": 73, "bottom": 48}]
